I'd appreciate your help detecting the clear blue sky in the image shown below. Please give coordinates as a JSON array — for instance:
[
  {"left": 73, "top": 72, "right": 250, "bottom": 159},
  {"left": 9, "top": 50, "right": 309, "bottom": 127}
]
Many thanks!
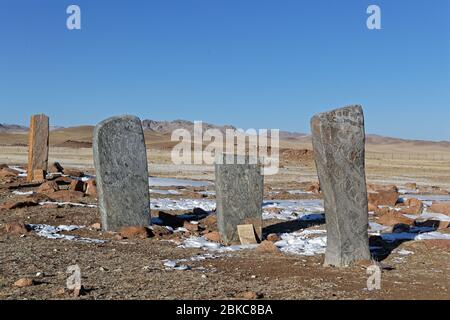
[{"left": 1, "top": 0, "right": 449, "bottom": 141}]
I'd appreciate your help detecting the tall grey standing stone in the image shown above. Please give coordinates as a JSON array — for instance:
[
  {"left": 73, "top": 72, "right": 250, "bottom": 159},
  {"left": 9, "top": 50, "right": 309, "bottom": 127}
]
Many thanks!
[
  {"left": 311, "top": 105, "right": 371, "bottom": 267},
  {"left": 215, "top": 154, "right": 263, "bottom": 245},
  {"left": 93, "top": 115, "right": 150, "bottom": 231}
]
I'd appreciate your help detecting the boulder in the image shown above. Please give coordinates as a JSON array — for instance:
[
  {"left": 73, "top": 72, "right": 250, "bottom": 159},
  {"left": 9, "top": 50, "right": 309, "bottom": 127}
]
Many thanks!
[
  {"left": 48, "top": 190, "right": 85, "bottom": 203},
  {"left": 429, "top": 202, "right": 450, "bottom": 216},
  {"left": 119, "top": 226, "right": 152, "bottom": 239},
  {"left": 368, "top": 190, "right": 399, "bottom": 207},
  {"left": 4, "top": 222, "right": 30, "bottom": 235},
  {"left": 377, "top": 210, "right": 415, "bottom": 226}
]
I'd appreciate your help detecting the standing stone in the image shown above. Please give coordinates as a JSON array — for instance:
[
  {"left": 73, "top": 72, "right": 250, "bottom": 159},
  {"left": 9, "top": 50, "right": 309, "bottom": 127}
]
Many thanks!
[
  {"left": 93, "top": 115, "right": 150, "bottom": 231},
  {"left": 311, "top": 105, "right": 371, "bottom": 267},
  {"left": 27, "top": 114, "right": 49, "bottom": 182},
  {"left": 215, "top": 154, "right": 263, "bottom": 245}
]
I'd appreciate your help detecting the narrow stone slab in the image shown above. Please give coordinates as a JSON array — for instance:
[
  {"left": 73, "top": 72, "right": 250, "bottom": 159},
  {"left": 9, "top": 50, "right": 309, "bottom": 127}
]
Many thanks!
[
  {"left": 311, "top": 105, "right": 371, "bottom": 267},
  {"left": 215, "top": 155, "right": 263, "bottom": 245},
  {"left": 27, "top": 114, "right": 49, "bottom": 182},
  {"left": 237, "top": 224, "right": 258, "bottom": 245},
  {"left": 93, "top": 115, "right": 150, "bottom": 231}
]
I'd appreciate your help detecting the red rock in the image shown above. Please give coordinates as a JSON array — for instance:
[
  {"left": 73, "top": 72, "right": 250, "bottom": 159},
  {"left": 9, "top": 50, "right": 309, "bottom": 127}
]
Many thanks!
[
  {"left": 429, "top": 202, "right": 450, "bottom": 216},
  {"left": 204, "top": 231, "right": 221, "bottom": 243},
  {"left": 48, "top": 190, "right": 85, "bottom": 202},
  {"left": 368, "top": 203, "right": 378, "bottom": 212},
  {"left": 90, "top": 223, "right": 101, "bottom": 230},
  {"left": 0, "top": 199, "right": 38, "bottom": 210},
  {"left": 256, "top": 240, "right": 280, "bottom": 253},
  {"left": 306, "top": 182, "right": 320, "bottom": 194},
  {"left": 266, "top": 233, "right": 280, "bottom": 242},
  {"left": 201, "top": 215, "right": 217, "bottom": 228},
  {"left": 151, "top": 225, "right": 172, "bottom": 238},
  {"left": 69, "top": 180, "right": 85, "bottom": 192},
  {"left": 423, "top": 240, "right": 450, "bottom": 251},
  {"left": 183, "top": 221, "right": 199, "bottom": 232},
  {"left": 119, "top": 226, "right": 152, "bottom": 239},
  {"left": 85, "top": 179, "right": 97, "bottom": 197},
  {"left": 13, "top": 278, "right": 34, "bottom": 288},
  {"left": 368, "top": 190, "right": 399, "bottom": 207},
  {"left": 0, "top": 167, "right": 20, "bottom": 178},
  {"left": 377, "top": 210, "right": 415, "bottom": 226},
  {"left": 367, "top": 184, "right": 398, "bottom": 193},
  {"left": 398, "top": 198, "right": 423, "bottom": 215},
  {"left": 4, "top": 222, "right": 29, "bottom": 234},
  {"left": 0, "top": 164, "right": 8, "bottom": 170},
  {"left": 405, "top": 183, "right": 417, "bottom": 190},
  {"left": 37, "top": 181, "right": 59, "bottom": 194}
]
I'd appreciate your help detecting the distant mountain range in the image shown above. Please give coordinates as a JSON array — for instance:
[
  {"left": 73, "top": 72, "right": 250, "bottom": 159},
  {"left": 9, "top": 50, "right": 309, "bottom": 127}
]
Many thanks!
[{"left": 0, "top": 120, "right": 448, "bottom": 146}]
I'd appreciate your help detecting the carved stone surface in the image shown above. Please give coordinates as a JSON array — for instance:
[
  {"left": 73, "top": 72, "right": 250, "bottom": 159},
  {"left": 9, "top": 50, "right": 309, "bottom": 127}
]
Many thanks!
[
  {"left": 93, "top": 115, "right": 150, "bottom": 231},
  {"left": 215, "top": 155, "right": 263, "bottom": 245},
  {"left": 27, "top": 114, "right": 49, "bottom": 182},
  {"left": 311, "top": 105, "right": 371, "bottom": 267}
]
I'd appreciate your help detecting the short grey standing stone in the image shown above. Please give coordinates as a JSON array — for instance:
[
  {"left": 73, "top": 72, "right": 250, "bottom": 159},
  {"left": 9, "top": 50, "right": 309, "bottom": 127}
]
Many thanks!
[
  {"left": 27, "top": 114, "right": 49, "bottom": 182},
  {"left": 215, "top": 154, "right": 263, "bottom": 245},
  {"left": 311, "top": 105, "right": 371, "bottom": 267},
  {"left": 93, "top": 115, "right": 150, "bottom": 231}
]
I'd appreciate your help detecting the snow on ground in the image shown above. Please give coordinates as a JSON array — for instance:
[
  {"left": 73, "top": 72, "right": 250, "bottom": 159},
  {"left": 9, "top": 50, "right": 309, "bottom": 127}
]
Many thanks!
[
  {"left": 12, "top": 190, "right": 34, "bottom": 196},
  {"left": 27, "top": 224, "right": 105, "bottom": 244},
  {"left": 151, "top": 198, "right": 216, "bottom": 211},
  {"left": 149, "top": 177, "right": 212, "bottom": 188},
  {"left": 38, "top": 201, "right": 97, "bottom": 208},
  {"left": 149, "top": 188, "right": 181, "bottom": 195}
]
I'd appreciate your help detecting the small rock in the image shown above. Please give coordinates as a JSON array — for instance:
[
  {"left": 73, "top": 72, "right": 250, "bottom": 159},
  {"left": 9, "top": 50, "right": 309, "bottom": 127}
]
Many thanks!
[
  {"left": 90, "top": 223, "right": 101, "bottom": 230},
  {"left": 119, "top": 226, "right": 152, "bottom": 239},
  {"left": 266, "top": 233, "right": 280, "bottom": 242},
  {"left": 183, "top": 221, "right": 199, "bottom": 232},
  {"left": 151, "top": 225, "right": 172, "bottom": 238},
  {"left": 236, "top": 291, "right": 263, "bottom": 300},
  {"left": 37, "top": 181, "right": 59, "bottom": 194},
  {"left": 368, "top": 190, "right": 399, "bottom": 207},
  {"left": 4, "top": 222, "right": 30, "bottom": 235},
  {"left": 204, "top": 231, "right": 221, "bottom": 243},
  {"left": 429, "top": 202, "right": 450, "bottom": 216},
  {"left": 85, "top": 179, "right": 97, "bottom": 197},
  {"left": 13, "top": 278, "right": 34, "bottom": 288},
  {"left": 256, "top": 240, "right": 280, "bottom": 253},
  {"left": 48, "top": 190, "right": 85, "bottom": 202}
]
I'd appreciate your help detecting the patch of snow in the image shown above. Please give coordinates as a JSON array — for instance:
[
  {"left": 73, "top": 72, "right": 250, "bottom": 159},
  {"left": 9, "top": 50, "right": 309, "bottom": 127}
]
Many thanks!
[
  {"left": 150, "top": 188, "right": 181, "bottom": 195},
  {"left": 38, "top": 201, "right": 97, "bottom": 208},
  {"left": 27, "top": 224, "right": 105, "bottom": 244},
  {"left": 150, "top": 198, "right": 216, "bottom": 211},
  {"left": 12, "top": 190, "right": 34, "bottom": 196},
  {"left": 274, "top": 229, "right": 327, "bottom": 256},
  {"left": 149, "top": 177, "right": 212, "bottom": 187},
  {"left": 9, "top": 166, "right": 27, "bottom": 177},
  {"left": 180, "top": 236, "right": 257, "bottom": 252},
  {"left": 397, "top": 249, "right": 414, "bottom": 255}
]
